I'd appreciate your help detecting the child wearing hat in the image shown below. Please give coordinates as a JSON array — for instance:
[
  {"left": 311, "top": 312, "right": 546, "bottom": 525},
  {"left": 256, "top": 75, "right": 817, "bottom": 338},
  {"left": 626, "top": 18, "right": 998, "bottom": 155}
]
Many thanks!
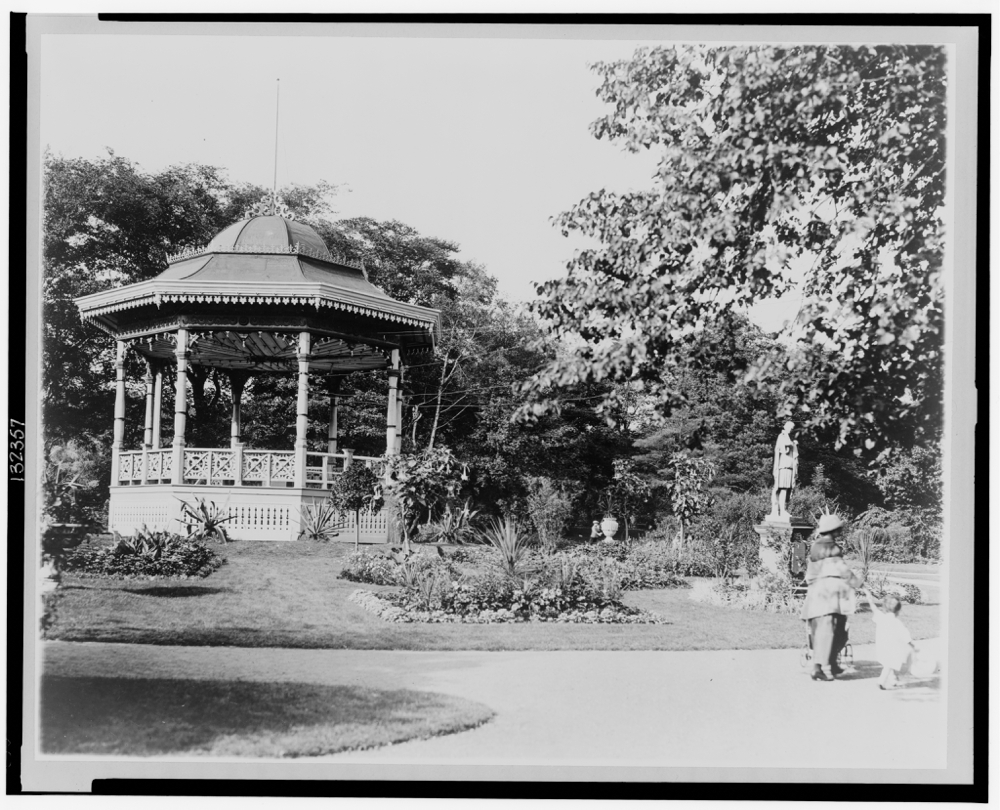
[
  {"left": 862, "top": 587, "right": 916, "bottom": 690},
  {"left": 801, "top": 514, "right": 863, "bottom": 681}
]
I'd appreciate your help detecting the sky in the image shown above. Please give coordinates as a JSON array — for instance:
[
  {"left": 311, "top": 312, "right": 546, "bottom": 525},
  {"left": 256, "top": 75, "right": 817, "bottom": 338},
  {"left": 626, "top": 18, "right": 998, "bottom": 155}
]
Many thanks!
[{"left": 39, "top": 29, "right": 797, "bottom": 329}]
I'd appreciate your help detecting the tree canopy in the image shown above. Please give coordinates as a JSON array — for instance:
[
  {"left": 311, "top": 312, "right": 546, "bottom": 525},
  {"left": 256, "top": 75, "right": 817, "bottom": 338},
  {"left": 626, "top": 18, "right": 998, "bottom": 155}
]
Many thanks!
[{"left": 524, "top": 44, "right": 946, "bottom": 457}]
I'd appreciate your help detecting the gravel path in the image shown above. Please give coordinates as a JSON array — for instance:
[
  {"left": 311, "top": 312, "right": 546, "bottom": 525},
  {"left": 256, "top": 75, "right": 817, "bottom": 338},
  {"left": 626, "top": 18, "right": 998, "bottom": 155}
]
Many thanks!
[{"left": 42, "top": 637, "right": 945, "bottom": 770}]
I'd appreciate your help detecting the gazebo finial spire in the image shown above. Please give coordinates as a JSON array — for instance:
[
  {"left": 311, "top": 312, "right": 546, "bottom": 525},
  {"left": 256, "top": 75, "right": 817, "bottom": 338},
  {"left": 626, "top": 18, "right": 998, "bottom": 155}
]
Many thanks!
[
  {"left": 243, "top": 80, "right": 296, "bottom": 220},
  {"left": 273, "top": 78, "right": 280, "bottom": 194}
]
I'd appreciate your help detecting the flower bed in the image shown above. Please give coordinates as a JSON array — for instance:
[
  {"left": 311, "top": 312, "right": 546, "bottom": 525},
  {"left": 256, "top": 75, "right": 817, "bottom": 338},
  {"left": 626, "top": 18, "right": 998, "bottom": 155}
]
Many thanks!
[
  {"left": 558, "top": 542, "right": 693, "bottom": 588},
  {"left": 349, "top": 589, "right": 666, "bottom": 624},
  {"left": 688, "top": 572, "right": 801, "bottom": 615},
  {"left": 339, "top": 550, "right": 461, "bottom": 586},
  {"left": 62, "top": 533, "right": 225, "bottom": 580},
  {"left": 340, "top": 540, "right": 690, "bottom": 625}
]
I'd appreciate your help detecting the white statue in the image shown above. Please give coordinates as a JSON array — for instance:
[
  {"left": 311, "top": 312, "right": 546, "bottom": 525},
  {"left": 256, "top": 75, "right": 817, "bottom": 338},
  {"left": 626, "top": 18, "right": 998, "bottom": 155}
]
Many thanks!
[{"left": 769, "top": 421, "right": 798, "bottom": 520}]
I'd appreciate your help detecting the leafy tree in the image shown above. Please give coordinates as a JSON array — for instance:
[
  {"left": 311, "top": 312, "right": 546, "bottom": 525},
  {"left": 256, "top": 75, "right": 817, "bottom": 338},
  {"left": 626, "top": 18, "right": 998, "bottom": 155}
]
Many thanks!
[
  {"left": 382, "top": 446, "right": 468, "bottom": 553},
  {"left": 603, "top": 458, "right": 653, "bottom": 542},
  {"left": 524, "top": 477, "right": 574, "bottom": 552},
  {"left": 329, "top": 463, "right": 385, "bottom": 550},
  {"left": 316, "top": 216, "right": 466, "bottom": 306},
  {"left": 665, "top": 453, "right": 716, "bottom": 546},
  {"left": 526, "top": 44, "right": 946, "bottom": 456}
]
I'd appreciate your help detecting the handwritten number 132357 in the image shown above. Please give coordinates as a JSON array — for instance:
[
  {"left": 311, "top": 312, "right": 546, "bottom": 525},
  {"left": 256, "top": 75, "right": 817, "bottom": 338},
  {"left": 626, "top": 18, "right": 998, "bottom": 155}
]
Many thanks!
[{"left": 10, "top": 419, "right": 24, "bottom": 480}]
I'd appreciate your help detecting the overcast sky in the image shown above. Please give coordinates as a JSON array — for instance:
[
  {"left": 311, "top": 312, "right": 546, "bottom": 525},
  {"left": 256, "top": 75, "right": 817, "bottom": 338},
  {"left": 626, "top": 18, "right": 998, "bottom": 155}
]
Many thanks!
[
  {"left": 40, "top": 35, "right": 661, "bottom": 292},
  {"left": 39, "top": 29, "right": 803, "bottom": 330}
]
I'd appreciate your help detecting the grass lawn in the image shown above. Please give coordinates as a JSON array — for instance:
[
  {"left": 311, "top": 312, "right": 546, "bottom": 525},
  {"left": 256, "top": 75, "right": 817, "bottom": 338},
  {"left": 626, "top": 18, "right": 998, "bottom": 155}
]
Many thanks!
[
  {"left": 46, "top": 541, "right": 941, "bottom": 651},
  {"left": 40, "top": 674, "right": 493, "bottom": 757}
]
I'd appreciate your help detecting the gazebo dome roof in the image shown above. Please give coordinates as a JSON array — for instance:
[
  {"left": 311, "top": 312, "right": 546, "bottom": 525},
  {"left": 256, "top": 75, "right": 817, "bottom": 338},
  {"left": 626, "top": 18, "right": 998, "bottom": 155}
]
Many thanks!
[
  {"left": 207, "top": 215, "right": 334, "bottom": 261},
  {"left": 74, "top": 196, "right": 441, "bottom": 374}
]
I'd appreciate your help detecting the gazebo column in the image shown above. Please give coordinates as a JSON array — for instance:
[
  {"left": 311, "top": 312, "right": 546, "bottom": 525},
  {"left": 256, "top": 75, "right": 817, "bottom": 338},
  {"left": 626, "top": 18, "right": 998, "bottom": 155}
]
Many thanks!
[
  {"left": 294, "top": 331, "right": 311, "bottom": 489},
  {"left": 142, "top": 361, "right": 156, "bottom": 448},
  {"left": 151, "top": 365, "right": 163, "bottom": 449},
  {"left": 171, "top": 328, "right": 190, "bottom": 485},
  {"left": 110, "top": 340, "right": 127, "bottom": 485},
  {"left": 385, "top": 349, "right": 401, "bottom": 457},
  {"left": 326, "top": 377, "right": 341, "bottom": 455},
  {"left": 229, "top": 371, "right": 249, "bottom": 448},
  {"left": 229, "top": 371, "right": 249, "bottom": 486},
  {"left": 141, "top": 360, "right": 156, "bottom": 485},
  {"left": 326, "top": 376, "right": 341, "bottom": 484},
  {"left": 395, "top": 389, "right": 405, "bottom": 455}
]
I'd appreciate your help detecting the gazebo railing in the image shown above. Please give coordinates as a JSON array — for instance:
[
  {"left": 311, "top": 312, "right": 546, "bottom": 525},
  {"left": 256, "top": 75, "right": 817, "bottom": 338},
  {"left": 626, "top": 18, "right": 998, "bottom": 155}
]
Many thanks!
[
  {"left": 116, "top": 447, "right": 380, "bottom": 488},
  {"left": 117, "top": 449, "right": 173, "bottom": 485},
  {"left": 304, "top": 450, "right": 380, "bottom": 489}
]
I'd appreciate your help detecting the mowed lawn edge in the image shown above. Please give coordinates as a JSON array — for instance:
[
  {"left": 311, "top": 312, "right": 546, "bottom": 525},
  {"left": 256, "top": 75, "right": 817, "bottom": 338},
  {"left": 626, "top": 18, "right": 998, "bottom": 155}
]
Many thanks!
[
  {"left": 40, "top": 674, "right": 495, "bottom": 757},
  {"left": 45, "top": 541, "right": 941, "bottom": 651}
]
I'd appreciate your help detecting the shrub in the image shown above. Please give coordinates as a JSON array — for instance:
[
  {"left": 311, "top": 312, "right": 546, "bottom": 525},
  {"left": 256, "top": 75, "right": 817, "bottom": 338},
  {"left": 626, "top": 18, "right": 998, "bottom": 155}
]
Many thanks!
[
  {"left": 687, "top": 488, "right": 768, "bottom": 578},
  {"left": 63, "top": 531, "right": 224, "bottom": 579},
  {"left": 338, "top": 549, "right": 460, "bottom": 587},
  {"left": 43, "top": 440, "right": 103, "bottom": 528},
  {"left": 689, "top": 570, "right": 800, "bottom": 614},
  {"left": 383, "top": 447, "right": 468, "bottom": 552},
  {"left": 851, "top": 507, "right": 938, "bottom": 563},
  {"left": 788, "top": 484, "right": 842, "bottom": 526},
  {"left": 339, "top": 551, "right": 399, "bottom": 585},
  {"left": 525, "top": 477, "right": 574, "bottom": 552},
  {"left": 614, "top": 542, "right": 689, "bottom": 589},
  {"left": 865, "top": 568, "right": 922, "bottom": 604},
  {"left": 583, "top": 558, "right": 624, "bottom": 603},
  {"left": 420, "top": 499, "right": 480, "bottom": 545},
  {"left": 329, "top": 464, "right": 384, "bottom": 549}
]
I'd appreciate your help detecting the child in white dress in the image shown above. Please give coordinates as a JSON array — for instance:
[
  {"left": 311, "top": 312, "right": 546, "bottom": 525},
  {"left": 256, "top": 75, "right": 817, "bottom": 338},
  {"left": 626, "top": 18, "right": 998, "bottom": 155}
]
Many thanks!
[{"left": 863, "top": 588, "right": 916, "bottom": 690}]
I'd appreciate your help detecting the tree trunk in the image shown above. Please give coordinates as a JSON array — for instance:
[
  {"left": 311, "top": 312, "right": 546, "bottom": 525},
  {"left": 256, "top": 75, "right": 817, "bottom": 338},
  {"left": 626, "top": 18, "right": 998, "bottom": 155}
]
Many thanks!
[
  {"left": 427, "top": 358, "right": 449, "bottom": 450},
  {"left": 355, "top": 509, "right": 360, "bottom": 551}
]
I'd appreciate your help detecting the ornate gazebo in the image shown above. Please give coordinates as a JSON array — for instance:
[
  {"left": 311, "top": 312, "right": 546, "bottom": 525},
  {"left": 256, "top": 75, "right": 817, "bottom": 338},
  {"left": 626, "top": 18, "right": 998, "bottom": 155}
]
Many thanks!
[{"left": 75, "top": 193, "right": 440, "bottom": 541}]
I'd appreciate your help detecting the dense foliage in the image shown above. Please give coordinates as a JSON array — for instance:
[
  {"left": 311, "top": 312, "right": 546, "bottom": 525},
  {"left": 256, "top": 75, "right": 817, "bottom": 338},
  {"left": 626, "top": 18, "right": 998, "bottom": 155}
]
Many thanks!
[
  {"left": 525, "top": 44, "right": 945, "bottom": 457},
  {"left": 43, "top": 135, "right": 943, "bottom": 566}
]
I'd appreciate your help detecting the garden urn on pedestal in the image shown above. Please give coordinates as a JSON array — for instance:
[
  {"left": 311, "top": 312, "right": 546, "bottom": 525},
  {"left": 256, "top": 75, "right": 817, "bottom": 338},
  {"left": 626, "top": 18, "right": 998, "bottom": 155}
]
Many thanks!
[{"left": 600, "top": 516, "right": 619, "bottom": 542}]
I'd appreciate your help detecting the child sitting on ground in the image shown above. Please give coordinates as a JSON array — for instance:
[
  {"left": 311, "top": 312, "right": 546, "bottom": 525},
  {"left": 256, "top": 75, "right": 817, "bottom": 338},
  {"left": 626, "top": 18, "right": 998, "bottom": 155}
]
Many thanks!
[{"left": 862, "top": 587, "right": 916, "bottom": 690}]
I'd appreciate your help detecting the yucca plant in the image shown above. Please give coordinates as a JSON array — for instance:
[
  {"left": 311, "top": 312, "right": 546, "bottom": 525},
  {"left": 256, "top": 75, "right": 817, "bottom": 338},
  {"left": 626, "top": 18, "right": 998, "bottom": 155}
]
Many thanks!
[
  {"left": 298, "top": 499, "right": 346, "bottom": 543},
  {"left": 177, "top": 497, "right": 234, "bottom": 544},
  {"left": 474, "top": 516, "right": 534, "bottom": 578},
  {"left": 849, "top": 528, "right": 886, "bottom": 584}
]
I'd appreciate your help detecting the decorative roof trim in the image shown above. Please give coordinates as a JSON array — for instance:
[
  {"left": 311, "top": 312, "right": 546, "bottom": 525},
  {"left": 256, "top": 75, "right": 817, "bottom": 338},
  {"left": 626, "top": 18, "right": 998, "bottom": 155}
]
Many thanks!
[
  {"left": 243, "top": 190, "right": 296, "bottom": 220},
  {"left": 74, "top": 279, "right": 440, "bottom": 330},
  {"left": 76, "top": 282, "right": 439, "bottom": 335}
]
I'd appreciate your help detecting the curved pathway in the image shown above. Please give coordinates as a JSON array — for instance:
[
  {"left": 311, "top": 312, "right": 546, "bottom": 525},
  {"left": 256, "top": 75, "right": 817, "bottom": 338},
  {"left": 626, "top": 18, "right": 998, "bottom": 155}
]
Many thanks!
[{"left": 42, "top": 637, "right": 944, "bottom": 770}]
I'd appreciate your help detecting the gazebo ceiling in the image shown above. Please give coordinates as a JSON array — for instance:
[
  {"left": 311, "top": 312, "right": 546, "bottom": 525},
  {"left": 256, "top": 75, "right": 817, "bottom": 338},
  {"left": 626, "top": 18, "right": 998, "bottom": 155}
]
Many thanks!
[
  {"left": 125, "top": 328, "right": 393, "bottom": 374},
  {"left": 75, "top": 211, "right": 441, "bottom": 369}
]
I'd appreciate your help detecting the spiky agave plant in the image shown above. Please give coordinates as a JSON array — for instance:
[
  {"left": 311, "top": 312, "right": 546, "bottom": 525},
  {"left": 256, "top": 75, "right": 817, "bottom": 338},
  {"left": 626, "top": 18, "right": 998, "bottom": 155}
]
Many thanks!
[
  {"left": 177, "top": 497, "right": 234, "bottom": 544},
  {"left": 297, "top": 499, "right": 346, "bottom": 543},
  {"left": 475, "top": 516, "right": 534, "bottom": 578}
]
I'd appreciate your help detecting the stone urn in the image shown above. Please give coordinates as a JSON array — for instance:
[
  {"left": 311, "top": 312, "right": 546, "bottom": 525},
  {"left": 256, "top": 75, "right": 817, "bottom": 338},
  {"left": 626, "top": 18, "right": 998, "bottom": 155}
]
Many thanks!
[{"left": 600, "top": 516, "right": 619, "bottom": 543}]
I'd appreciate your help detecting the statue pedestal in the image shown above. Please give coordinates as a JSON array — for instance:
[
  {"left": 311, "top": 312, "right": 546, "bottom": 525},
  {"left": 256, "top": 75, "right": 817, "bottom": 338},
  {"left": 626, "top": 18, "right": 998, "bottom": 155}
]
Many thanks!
[{"left": 753, "top": 517, "right": 814, "bottom": 576}]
